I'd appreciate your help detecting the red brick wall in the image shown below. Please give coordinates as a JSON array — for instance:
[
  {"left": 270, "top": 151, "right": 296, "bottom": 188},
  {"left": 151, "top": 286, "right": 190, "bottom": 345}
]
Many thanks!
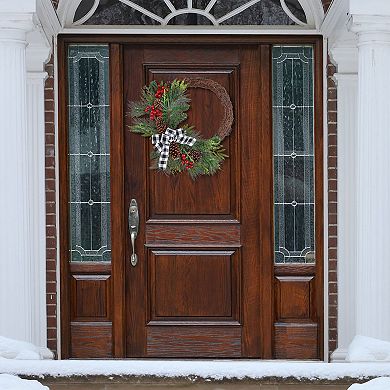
[
  {"left": 327, "top": 59, "right": 338, "bottom": 358},
  {"left": 46, "top": 0, "right": 338, "bottom": 359},
  {"left": 321, "top": 0, "right": 339, "bottom": 361},
  {"left": 45, "top": 54, "right": 57, "bottom": 355},
  {"left": 322, "top": 0, "right": 333, "bottom": 12}
]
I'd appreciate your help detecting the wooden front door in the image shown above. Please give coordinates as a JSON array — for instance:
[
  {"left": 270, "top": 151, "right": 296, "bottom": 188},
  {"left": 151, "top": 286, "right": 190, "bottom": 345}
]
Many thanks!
[
  {"left": 123, "top": 43, "right": 272, "bottom": 358},
  {"left": 60, "top": 36, "right": 323, "bottom": 360}
]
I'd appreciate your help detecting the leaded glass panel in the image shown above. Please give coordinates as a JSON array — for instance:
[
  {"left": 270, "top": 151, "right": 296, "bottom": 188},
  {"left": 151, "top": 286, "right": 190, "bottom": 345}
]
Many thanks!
[
  {"left": 68, "top": 45, "right": 111, "bottom": 262},
  {"left": 79, "top": 0, "right": 307, "bottom": 26},
  {"left": 272, "top": 45, "right": 315, "bottom": 264}
]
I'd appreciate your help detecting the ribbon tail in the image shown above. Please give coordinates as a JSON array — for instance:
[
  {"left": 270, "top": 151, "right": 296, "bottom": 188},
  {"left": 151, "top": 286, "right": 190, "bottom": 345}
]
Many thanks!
[{"left": 158, "top": 144, "right": 170, "bottom": 170}]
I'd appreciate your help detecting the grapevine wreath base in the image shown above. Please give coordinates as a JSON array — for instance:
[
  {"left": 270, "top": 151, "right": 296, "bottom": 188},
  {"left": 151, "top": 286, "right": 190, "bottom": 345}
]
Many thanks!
[{"left": 129, "top": 78, "right": 234, "bottom": 180}]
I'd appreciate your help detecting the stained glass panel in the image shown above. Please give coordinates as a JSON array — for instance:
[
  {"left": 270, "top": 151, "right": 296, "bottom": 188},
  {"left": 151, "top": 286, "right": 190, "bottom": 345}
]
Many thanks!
[
  {"left": 68, "top": 45, "right": 111, "bottom": 262},
  {"left": 272, "top": 45, "right": 315, "bottom": 264}
]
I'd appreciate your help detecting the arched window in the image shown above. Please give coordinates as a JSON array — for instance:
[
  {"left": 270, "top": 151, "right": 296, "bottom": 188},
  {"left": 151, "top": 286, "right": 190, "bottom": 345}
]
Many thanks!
[{"left": 59, "top": 0, "right": 323, "bottom": 29}]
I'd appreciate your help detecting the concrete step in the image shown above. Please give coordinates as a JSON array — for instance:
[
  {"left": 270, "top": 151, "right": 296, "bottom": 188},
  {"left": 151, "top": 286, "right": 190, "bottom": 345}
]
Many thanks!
[{"left": 42, "top": 381, "right": 352, "bottom": 390}]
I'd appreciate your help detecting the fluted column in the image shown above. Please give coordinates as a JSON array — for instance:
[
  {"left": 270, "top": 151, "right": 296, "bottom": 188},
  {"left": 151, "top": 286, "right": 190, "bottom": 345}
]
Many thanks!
[
  {"left": 329, "top": 47, "right": 358, "bottom": 362},
  {"left": 350, "top": 15, "right": 390, "bottom": 342},
  {"left": 0, "top": 17, "right": 35, "bottom": 343}
]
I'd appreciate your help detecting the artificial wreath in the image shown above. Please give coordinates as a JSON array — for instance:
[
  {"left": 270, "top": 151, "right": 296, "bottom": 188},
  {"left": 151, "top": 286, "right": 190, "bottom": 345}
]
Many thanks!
[{"left": 128, "top": 78, "right": 233, "bottom": 179}]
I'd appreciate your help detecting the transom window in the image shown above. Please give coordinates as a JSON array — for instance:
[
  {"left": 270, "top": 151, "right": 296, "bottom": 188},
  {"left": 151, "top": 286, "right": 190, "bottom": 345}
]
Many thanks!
[{"left": 60, "top": 0, "right": 322, "bottom": 28}]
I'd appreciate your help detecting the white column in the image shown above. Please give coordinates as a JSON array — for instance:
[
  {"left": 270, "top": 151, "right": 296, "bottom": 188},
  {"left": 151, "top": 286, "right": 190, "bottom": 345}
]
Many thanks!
[
  {"left": 329, "top": 47, "right": 358, "bottom": 362},
  {"left": 0, "top": 17, "right": 36, "bottom": 343},
  {"left": 350, "top": 15, "right": 390, "bottom": 343},
  {"left": 26, "top": 64, "right": 49, "bottom": 347}
]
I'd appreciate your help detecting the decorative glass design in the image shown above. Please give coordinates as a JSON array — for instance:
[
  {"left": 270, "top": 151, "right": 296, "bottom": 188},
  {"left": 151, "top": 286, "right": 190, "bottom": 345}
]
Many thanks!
[
  {"left": 72, "top": 0, "right": 308, "bottom": 26},
  {"left": 68, "top": 45, "right": 111, "bottom": 262},
  {"left": 272, "top": 46, "right": 315, "bottom": 264}
]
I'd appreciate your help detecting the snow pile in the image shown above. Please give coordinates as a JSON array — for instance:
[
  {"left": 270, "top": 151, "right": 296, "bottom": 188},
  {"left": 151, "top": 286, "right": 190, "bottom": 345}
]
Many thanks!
[
  {"left": 347, "top": 336, "right": 390, "bottom": 362},
  {"left": 0, "top": 337, "right": 53, "bottom": 360},
  {"left": 0, "top": 374, "right": 49, "bottom": 389},
  {"left": 349, "top": 377, "right": 390, "bottom": 389}
]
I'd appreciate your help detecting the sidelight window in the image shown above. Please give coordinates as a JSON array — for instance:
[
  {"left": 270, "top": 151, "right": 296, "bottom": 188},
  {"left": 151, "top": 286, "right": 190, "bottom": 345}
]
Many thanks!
[
  {"left": 67, "top": 44, "right": 111, "bottom": 262},
  {"left": 272, "top": 45, "right": 315, "bottom": 264}
]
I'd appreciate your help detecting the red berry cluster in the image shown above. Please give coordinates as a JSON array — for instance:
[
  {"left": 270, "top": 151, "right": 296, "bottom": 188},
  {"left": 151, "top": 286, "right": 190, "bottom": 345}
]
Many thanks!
[
  {"left": 144, "top": 105, "right": 162, "bottom": 120},
  {"left": 155, "top": 84, "right": 168, "bottom": 99},
  {"left": 181, "top": 153, "right": 194, "bottom": 170}
]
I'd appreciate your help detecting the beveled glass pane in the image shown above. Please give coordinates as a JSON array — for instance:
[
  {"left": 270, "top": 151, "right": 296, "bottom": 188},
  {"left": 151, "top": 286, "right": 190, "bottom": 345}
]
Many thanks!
[
  {"left": 85, "top": 1, "right": 160, "bottom": 25},
  {"left": 68, "top": 45, "right": 111, "bottom": 262},
  {"left": 219, "top": 1, "right": 295, "bottom": 25},
  {"left": 74, "top": 0, "right": 96, "bottom": 23},
  {"left": 168, "top": 14, "right": 213, "bottom": 25},
  {"left": 272, "top": 45, "right": 315, "bottom": 264}
]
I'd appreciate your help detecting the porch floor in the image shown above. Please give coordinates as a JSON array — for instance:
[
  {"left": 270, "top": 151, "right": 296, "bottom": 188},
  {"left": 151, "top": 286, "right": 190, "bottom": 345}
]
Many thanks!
[{"left": 1, "top": 360, "right": 390, "bottom": 389}]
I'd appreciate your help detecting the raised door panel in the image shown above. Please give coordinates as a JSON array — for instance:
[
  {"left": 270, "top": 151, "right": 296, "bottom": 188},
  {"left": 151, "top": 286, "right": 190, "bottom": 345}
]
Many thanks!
[
  {"left": 149, "top": 250, "right": 240, "bottom": 321},
  {"left": 71, "top": 275, "right": 111, "bottom": 321},
  {"left": 146, "top": 68, "right": 239, "bottom": 218},
  {"left": 275, "top": 276, "right": 313, "bottom": 321}
]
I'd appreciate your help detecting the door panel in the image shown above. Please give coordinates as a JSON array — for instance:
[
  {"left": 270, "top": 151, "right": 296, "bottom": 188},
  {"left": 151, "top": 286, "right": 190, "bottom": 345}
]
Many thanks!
[
  {"left": 147, "top": 68, "right": 237, "bottom": 217},
  {"left": 124, "top": 44, "right": 266, "bottom": 358},
  {"left": 149, "top": 250, "right": 239, "bottom": 320}
]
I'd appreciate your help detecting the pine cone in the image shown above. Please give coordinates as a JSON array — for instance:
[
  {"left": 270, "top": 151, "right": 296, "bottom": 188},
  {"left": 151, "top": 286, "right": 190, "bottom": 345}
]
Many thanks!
[
  {"left": 155, "top": 116, "right": 167, "bottom": 134},
  {"left": 154, "top": 99, "right": 163, "bottom": 110},
  {"left": 189, "top": 150, "right": 202, "bottom": 162},
  {"left": 169, "top": 142, "right": 181, "bottom": 159}
]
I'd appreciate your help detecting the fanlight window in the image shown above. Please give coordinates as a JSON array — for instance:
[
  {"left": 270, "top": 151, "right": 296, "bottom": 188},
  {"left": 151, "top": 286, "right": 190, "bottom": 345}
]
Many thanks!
[{"left": 67, "top": 0, "right": 318, "bottom": 27}]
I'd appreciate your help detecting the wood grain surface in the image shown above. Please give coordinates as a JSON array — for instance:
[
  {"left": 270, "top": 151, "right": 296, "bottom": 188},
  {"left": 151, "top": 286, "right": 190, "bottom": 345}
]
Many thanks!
[
  {"left": 147, "top": 326, "right": 241, "bottom": 358},
  {"left": 58, "top": 35, "right": 323, "bottom": 360},
  {"left": 146, "top": 224, "right": 240, "bottom": 247}
]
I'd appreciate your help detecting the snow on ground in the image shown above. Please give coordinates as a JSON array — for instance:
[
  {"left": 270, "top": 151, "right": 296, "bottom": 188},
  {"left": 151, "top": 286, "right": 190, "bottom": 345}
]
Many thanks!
[
  {"left": 0, "top": 336, "right": 53, "bottom": 360},
  {"left": 347, "top": 336, "right": 390, "bottom": 362},
  {"left": 349, "top": 377, "right": 390, "bottom": 389},
  {"left": 1, "top": 360, "right": 390, "bottom": 381},
  {"left": 0, "top": 374, "right": 49, "bottom": 389}
]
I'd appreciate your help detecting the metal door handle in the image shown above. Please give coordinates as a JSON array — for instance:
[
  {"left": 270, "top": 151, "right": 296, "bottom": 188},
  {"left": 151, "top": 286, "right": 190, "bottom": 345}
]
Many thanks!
[{"left": 128, "top": 199, "right": 139, "bottom": 266}]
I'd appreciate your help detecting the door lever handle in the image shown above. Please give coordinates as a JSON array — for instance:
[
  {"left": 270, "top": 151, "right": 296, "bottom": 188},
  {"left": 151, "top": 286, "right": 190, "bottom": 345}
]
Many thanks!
[{"left": 128, "top": 199, "right": 139, "bottom": 267}]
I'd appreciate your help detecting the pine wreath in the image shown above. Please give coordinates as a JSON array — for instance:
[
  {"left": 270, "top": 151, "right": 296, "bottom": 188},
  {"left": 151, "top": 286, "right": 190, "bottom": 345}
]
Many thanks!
[{"left": 128, "top": 79, "right": 233, "bottom": 180}]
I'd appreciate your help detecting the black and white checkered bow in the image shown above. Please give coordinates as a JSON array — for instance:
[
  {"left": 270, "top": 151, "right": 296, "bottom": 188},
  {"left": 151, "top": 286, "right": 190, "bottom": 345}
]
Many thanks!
[{"left": 151, "top": 128, "right": 196, "bottom": 170}]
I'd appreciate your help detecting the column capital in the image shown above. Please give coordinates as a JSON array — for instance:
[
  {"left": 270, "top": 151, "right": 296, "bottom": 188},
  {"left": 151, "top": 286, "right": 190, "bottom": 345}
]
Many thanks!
[
  {"left": 0, "top": 13, "right": 35, "bottom": 42},
  {"left": 348, "top": 14, "right": 390, "bottom": 46}
]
